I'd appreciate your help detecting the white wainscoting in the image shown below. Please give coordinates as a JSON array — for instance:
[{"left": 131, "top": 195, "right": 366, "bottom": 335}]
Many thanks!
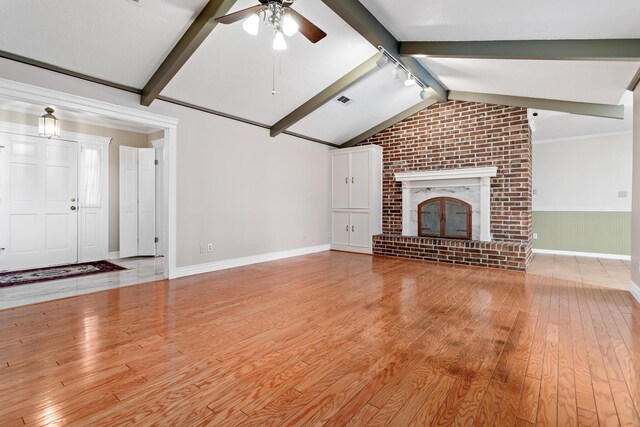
[{"left": 174, "top": 245, "right": 331, "bottom": 279}]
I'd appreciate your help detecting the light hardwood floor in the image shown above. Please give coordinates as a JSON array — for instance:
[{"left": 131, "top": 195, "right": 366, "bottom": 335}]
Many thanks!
[
  {"left": 529, "top": 254, "right": 630, "bottom": 290},
  {"left": 0, "top": 251, "right": 638, "bottom": 426}
]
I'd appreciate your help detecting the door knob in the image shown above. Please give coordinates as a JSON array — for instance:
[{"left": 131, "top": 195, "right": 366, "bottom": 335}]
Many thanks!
[
  {"left": 70, "top": 206, "right": 77, "bottom": 211},
  {"left": 71, "top": 198, "right": 76, "bottom": 202}
]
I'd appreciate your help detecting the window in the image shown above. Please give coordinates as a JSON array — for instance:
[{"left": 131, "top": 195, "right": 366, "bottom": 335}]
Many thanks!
[
  {"left": 418, "top": 197, "right": 471, "bottom": 239},
  {"left": 80, "top": 146, "right": 102, "bottom": 208}
]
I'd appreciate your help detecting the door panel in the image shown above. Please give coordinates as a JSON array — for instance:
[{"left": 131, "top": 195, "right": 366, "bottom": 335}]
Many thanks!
[
  {"left": 349, "top": 212, "right": 370, "bottom": 248},
  {"left": 119, "top": 146, "right": 138, "bottom": 258},
  {"left": 331, "top": 211, "right": 350, "bottom": 246},
  {"left": 78, "top": 143, "right": 107, "bottom": 262},
  {"left": 332, "top": 153, "right": 349, "bottom": 209},
  {"left": 138, "top": 148, "right": 156, "bottom": 256},
  {"left": 0, "top": 134, "right": 78, "bottom": 271},
  {"left": 349, "top": 151, "right": 370, "bottom": 209}
]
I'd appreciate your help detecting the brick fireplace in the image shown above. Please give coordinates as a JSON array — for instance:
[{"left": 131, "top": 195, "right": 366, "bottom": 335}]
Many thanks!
[{"left": 358, "top": 100, "right": 532, "bottom": 271}]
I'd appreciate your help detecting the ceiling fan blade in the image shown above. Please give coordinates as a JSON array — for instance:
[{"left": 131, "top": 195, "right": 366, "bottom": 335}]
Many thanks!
[
  {"left": 215, "top": 5, "right": 264, "bottom": 25},
  {"left": 286, "top": 8, "right": 327, "bottom": 43}
]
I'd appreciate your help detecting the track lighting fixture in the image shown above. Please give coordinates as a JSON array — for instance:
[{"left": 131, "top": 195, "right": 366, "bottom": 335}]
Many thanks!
[
  {"left": 404, "top": 74, "right": 416, "bottom": 87},
  {"left": 375, "top": 54, "right": 389, "bottom": 68},
  {"left": 376, "top": 46, "right": 430, "bottom": 100}
]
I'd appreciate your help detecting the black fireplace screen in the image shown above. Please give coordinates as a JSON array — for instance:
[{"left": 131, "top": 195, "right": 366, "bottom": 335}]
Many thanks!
[{"left": 418, "top": 197, "right": 472, "bottom": 239}]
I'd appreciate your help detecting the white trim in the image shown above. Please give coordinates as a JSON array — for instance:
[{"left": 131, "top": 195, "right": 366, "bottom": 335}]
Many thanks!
[
  {"left": 0, "top": 121, "right": 112, "bottom": 145},
  {"left": 0, "top": 78, "right": 178, "bottom": 129},
  {"left": 630, "top": 280, "right": 640, "bottom": 305},
  {"left": 108, "top": 251, "right": 120, "bottom": 260},
  {"left": 395, "top": 167, "right": 498, "bottom": 182},
  {"left": 533, "top": 131, "right": 632, "bottom": 145},
  {"left": 0, "top": 77, "right": 178, "bottom": 281},
  {"left": 174, "top": 245, "right": 331, "bottom": 279},
  {"left": 533, "top": 208, "right": 632, "bottom": 212},
  {"left": 533, "top": 248, "right": 631, "bottom": 261}
]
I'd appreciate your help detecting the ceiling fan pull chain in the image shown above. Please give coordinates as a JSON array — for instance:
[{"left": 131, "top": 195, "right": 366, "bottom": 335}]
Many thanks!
[{"left": 272, "top": 54, "right": 276, "bottom": 95}]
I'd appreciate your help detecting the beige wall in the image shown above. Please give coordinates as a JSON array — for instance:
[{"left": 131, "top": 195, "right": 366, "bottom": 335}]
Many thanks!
[
  {"left": 0, "top": 58, "right": 332, "bottom": 269},
  {"left": 632, "top": 88, "right": 640, "bottom": 287},
  {"left": 0, "top": 110, "right": 150, "bottom": 253}
]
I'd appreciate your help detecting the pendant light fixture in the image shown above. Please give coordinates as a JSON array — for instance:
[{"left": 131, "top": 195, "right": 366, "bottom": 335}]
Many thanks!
[{"left": 38, "top": 107, "right": 60, "bottom": 139}]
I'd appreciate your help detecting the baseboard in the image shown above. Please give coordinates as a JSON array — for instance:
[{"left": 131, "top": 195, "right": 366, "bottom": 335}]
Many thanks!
[
  {"left": 174, "top": 244, "right": 331, "bottom": 279},
  {"left": 108, "top": 251, "right": 120, "bottom": 260},
  {"left": 532, "top": 249, "right": 631, "bottom": 261},
  {"left": 630, "top": 280, "right": 640, "bottom": 305}
]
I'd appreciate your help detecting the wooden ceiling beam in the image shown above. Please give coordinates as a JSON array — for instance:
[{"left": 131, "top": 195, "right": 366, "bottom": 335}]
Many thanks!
[
  {"left": 341, "top": 96, "right": 438, "bottom": 148},
  {"left": 399, "top": 39, "right": 640, "bottom": 61},
  {"left": 449, "top": 91, "right": 624, "bottom": 119},
  {"left": 270, "top": 53, "right": 382, "bottom": 137},
  {"left": 321, "top": 0, "right": 447, "bottom": 101},
  {"left": 140, "top": 0, "right": 239, "bottom": 107}
]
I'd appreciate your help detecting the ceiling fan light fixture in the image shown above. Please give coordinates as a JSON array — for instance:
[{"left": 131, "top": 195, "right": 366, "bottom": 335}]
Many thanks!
[
  {"left": 273, "top": 30, "right": 287, "bottom": 50},
  {"left": 282, "top": 13, "right": 298, "bottom": 37},
  {"left": 242, "top": 13, "right": 260, "bottom": 36}
]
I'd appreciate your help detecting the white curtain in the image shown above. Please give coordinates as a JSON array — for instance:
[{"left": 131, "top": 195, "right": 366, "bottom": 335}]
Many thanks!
[{"left": 80, "top": 147, "right": 102, "bottom": 208}]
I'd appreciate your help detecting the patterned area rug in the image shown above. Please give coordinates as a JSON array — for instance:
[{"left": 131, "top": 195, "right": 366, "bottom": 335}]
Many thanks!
[{"left": 0, "top": 261, "right": 126, "bottom": 288}]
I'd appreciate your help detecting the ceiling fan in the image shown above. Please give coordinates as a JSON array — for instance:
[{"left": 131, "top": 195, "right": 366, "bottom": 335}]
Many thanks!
[{"left": 215, "top": 0, "right": 327, "bottom": 51}]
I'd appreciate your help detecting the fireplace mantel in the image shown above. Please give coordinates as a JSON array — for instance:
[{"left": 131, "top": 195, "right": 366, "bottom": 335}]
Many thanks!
[{"left": 395, "top": 167, "right": 498, "bottom": 242}]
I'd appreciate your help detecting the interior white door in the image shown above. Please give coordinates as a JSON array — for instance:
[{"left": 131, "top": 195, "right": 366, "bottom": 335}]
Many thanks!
[
  {"left": 331, "top": 211, "right": 350, "bottom": 246},
  {"left": 119, "top": 146, "right": 138, "bottom": 258},
  {"left": 138, "top": 148, "right": 156, "bottom": 256},
  {"left": 349, "top": 211, "right": 370, "bottom": 248},
  {"left": 331, "top": 152, "right": 349, "bottom": 209},
  {"left": 349, "top": 151, "right": 370, "bottom": 209},
  {"left": 0, "top": 133, "right": 78, "bottom": 271}
]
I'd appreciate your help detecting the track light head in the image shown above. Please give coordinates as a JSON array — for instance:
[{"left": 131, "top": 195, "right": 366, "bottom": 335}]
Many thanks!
[
  {"left": 404, "top": 74, "right": 415, "bottom": 87},
  {"left": 375, "top": 54, "right": 389, "bottom": 68}
]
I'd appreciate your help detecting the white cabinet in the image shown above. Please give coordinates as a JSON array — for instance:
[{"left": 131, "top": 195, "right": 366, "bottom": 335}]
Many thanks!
[{"left": 330, "top": 146, "right": 382, "bottom": 254}]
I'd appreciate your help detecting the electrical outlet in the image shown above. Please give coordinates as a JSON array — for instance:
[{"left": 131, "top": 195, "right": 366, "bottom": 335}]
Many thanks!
[
  {"left": 207, "top": 243, "right": 213, "bottom": 252},
  {"left": 618, "top": 190, "right": 628, "bottom": 198},
  {"left": 200, "top": 245, "right": 205, "bottom": 254},
  {"left": 533, "top": 233, "right": 538, "bottom": 240}
]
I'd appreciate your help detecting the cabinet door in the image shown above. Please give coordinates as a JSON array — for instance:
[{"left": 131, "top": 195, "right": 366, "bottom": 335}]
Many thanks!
[
  {"left": 331, "top": 211, "right": 350, "bottom": 246},
  {"left": 331, "top": 153, "right": 349, "bottom": 209},
  {"left": 349, "top": 150, "right": 370, "bottom": 209},
  {"left": 349, "top": 212, "right": 370, "bottom": 248}
]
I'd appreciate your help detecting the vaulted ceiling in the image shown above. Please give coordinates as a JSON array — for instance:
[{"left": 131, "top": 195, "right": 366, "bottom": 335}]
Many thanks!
[{"left": 0, "top": 0, "right": 638, "bottom": 146}]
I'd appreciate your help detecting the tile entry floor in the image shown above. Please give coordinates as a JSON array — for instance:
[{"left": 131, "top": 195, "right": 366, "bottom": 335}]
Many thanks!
[
  {"left": 528, "top": 253, "right": 630, "bottom": 290},
  {"left": 0, "top": 257, "right": 165, "bottom": 310}
]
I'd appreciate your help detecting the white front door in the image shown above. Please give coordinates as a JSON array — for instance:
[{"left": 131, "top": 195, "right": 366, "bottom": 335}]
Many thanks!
[{"left": 0, "top": 133, "right": 78, "bottom": 271}]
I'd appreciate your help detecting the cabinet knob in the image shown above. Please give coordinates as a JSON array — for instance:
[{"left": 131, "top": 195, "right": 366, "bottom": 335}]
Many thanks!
[
  {"left": 345, "top": 177, "right": 348, "bottom": 184},
  {"left": 352, "top": 225, "right": 355, "bottom": 232},
  {"left": 346, "top": 225, "right": 349, "bottom": 232}
]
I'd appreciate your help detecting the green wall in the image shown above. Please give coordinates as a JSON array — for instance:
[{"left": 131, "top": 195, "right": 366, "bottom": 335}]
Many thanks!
[{"left": 532, "top": 211, "right": 631, "bottom": 255}]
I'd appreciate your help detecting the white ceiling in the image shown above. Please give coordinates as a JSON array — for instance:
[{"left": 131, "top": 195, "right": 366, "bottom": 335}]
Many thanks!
[
  {"left": 289, "top": 64, "right": 423, "bottom": 144},
  {"left": 421, "top": 58, "right": 639, "bottom": 105},
  {"left": 0, "top": 0, "right": 207, "bottom": 88},
  {"left": 531, "top": 92, "right": 634, "bottom": 142},
  {"left": 360, "top": 0, "right": 640, "bottom": 41},
  {"left": 161, "top": 0, "right": 377, "bottom": 126}
]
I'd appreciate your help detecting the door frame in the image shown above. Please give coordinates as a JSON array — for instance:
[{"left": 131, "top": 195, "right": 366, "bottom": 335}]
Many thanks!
[{"left": 0, "top": 77, "right": 178, "bottom": 279}]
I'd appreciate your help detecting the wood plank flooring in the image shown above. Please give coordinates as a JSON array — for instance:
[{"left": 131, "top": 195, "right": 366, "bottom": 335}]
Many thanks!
[{"left": 0, "top": 251, "right": 638, "bottom": 426}]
